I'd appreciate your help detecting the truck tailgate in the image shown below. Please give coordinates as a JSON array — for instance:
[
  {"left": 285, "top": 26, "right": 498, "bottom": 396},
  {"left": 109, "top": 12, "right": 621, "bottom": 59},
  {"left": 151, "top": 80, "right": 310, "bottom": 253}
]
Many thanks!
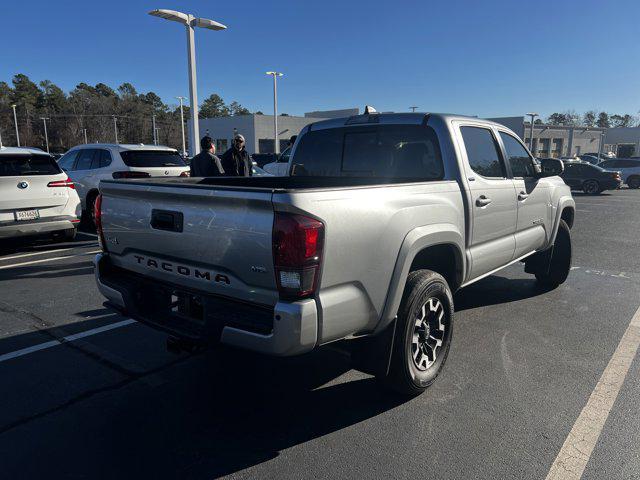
[{"left": 99, "top": 181, "right": 278, "bottom": 307}]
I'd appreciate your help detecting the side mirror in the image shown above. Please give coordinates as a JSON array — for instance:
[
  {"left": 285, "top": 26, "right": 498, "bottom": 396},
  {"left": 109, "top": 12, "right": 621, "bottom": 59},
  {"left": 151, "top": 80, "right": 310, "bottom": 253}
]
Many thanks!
[{"left": 537, "top": 158, "right": 564, "bottom": 177}]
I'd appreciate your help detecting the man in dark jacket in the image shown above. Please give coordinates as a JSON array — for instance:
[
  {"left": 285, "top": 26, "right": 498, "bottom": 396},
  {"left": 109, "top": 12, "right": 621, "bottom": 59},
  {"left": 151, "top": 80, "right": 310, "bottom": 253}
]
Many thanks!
[
  {"left": 190, "top": 136, "right": 224, "bottom": 177},
  {"left": 220, "top": 134, "right": 253, "bottom": 177}
]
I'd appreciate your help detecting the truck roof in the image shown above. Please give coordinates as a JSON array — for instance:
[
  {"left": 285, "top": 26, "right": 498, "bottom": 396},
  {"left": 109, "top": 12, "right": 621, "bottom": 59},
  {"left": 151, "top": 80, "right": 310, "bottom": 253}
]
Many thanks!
[{"left": 307, "top": 112, "right": 506, "bottom": 131}]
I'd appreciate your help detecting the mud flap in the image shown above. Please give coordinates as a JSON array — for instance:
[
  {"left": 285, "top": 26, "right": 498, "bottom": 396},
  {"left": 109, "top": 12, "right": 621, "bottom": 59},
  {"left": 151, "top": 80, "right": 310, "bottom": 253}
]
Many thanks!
[
  {"left": 524, "top": 246, "right": 554, "bottom": 276},
  {"left": 349, "top": 318, "right": 398, "bottom": 377}
]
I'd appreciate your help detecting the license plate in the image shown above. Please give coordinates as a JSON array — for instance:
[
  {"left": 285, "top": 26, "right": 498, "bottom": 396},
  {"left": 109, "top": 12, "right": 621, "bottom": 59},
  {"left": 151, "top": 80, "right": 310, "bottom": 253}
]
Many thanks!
[{"left": 15, "top": 209, "right": 40, "bottom": 221}]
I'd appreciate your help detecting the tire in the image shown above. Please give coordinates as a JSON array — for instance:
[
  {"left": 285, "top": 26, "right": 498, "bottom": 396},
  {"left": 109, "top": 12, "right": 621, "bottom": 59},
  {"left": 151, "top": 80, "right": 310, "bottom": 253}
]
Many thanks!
[
  {"left": 535, "top": 219, "right": 572, "bottom": 288},
  {"left": 583, "top": 179, "right": 600, "bottom": 195},
  {"left": 52, "top": 227, "right": 76, "bottom": 242},
  {"left": 378, "top": 270, "right": 454, "bottom": 395},
  {"left": 84, "top": 191, "right": 99, "bottom": 226},
  {"left": 628, "top": 176, "right": 640, "bottom": 189}
]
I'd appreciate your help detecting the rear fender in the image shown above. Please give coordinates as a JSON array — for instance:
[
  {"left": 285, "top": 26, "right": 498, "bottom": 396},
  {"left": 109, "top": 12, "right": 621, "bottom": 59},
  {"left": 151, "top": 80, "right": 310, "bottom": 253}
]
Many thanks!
[{"left": 375, "top": 224, "right": 465, "bottom": 334}]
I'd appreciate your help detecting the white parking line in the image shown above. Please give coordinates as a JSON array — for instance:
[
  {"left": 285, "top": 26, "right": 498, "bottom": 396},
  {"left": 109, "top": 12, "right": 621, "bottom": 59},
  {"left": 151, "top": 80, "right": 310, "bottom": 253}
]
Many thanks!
[
  {"left": 545, "top": 304, "right": 640, "bottom": 480},
  {"left": 0, "top": 250, "right": 101, "bottom": 270},
  {"left": 77, "top": 231, "right": 98, "bottom": 238},
  {"left": 0, "top": 245, "right": 97, "bottom": 263},
  {"left": 0, "top": 319, "right": 136, "bottom": 364}
]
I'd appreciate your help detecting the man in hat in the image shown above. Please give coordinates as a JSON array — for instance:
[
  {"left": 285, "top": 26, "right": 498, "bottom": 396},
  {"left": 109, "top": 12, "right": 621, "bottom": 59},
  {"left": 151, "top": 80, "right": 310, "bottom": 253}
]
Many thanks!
[
  {"left": 220, "top": 133, "right": 253, "bottom": 177},
  {"left": 190, "top": 136, "right": 224, "bottom": 177}
]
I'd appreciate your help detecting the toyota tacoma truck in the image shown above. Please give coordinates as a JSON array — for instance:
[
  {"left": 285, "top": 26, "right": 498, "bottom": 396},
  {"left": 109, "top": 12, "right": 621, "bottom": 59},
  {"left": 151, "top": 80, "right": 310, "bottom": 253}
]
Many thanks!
[{"left": 93, "top": 112, "right": 575, "bottom": 395}]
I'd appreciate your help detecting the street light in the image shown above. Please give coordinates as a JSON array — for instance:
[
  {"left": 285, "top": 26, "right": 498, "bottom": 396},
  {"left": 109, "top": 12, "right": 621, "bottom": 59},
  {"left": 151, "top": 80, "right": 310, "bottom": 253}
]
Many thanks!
[
  {"left": 149, "top": 9, "right": 227, "bottom": 156},
  {"left": 526, "top": 112, "right": 538, "bottom": 151},
  {"left": 410, "top": 106, "right": 418, "bottom": 113},
  {"left": 112, "top": 115, "right": 119, "bottom": 143},
  {"left": 40, "top": 117, "right": 50, "bottom": 153},
  {"left": 266, "top": 71, "right": 283, "bottom": 154},
  {"left": 176, "top": 96, "right": 187, "bottom": 157},
  {"left": 152, "top": 114, "right": 157, "bottom": 145},
  {"left": 11, "top": 104, "right": 20, "bottom": 147}
]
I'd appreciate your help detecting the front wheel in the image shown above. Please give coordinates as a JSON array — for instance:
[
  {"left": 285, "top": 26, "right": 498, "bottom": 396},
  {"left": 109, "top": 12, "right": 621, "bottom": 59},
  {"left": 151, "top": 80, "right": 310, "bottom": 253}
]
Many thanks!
[
  {"left": 583, "top": 180, "right": 601, "bottom": 195},
  {"left": 534, "top": 219, "right": 572, "bottom": 288},
  {"left": 378, "top": 270, "right": 454, "bottom": 395}
]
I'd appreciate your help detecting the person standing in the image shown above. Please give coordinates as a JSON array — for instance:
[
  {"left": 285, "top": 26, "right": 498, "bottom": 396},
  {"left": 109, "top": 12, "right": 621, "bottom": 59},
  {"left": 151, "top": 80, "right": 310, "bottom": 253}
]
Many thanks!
[
  {"left": 221, "top": 134, "right": 253, "bottom": 177},
  {"left": 190, "top": 136, "right": 224, "bottom": 177}
]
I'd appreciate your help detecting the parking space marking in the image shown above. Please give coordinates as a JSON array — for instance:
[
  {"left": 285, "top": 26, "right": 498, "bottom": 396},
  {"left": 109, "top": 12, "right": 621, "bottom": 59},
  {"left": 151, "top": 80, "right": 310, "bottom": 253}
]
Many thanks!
[
  {"left": 0, "top": 245, "right": 98, "bottom": 263},
  {"left": 77, "top": 231, "right": 98, "bottom": 238},
  {"left": 0, "top": 250, "right": 101, "bottom": 270},
  {"left": 545, "top": 304, "right": 640, "bottom": 480},
  {"left": 0, "top": 319, "right": 136, "bottom": 364}
]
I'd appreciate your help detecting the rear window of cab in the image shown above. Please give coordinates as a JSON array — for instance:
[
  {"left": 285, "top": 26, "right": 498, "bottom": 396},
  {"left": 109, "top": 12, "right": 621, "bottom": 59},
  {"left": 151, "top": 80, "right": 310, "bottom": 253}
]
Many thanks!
[
  {"left": 0, "top": 154, "right": 61, "bottom": 176},
  {"left": 291, "top": 125, "right": 444, "bottom": 180}
]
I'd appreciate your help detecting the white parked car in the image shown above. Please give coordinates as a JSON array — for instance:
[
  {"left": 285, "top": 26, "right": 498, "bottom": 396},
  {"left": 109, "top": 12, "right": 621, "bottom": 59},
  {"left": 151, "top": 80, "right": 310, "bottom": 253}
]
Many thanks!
[
  {"left": 57, "top": 144, "right": 190, "bottom": 220},
  {"left": 598, "top": 158, "right": 640, "bottom": 189},
  {"left": 0, "top": 146, "right": 80, "bottom": 241},
  {"left": 262, "top": 146, "right": 292, "bottom": 176}
]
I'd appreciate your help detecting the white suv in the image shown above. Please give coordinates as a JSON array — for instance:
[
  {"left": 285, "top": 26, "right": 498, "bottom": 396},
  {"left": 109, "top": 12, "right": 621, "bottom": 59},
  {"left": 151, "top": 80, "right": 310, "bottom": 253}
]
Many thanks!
[
  {"left": 57, "top": 144, "right": 190, "bottom": 220},
  {"left": 0, "top": 146, "right": 80, "bottom": 241}
]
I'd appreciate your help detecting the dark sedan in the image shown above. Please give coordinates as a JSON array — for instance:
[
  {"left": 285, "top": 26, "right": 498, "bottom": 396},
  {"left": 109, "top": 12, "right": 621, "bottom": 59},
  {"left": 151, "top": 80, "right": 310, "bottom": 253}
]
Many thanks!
[{"left": 559, "top": 160, "right": 622, "bottom": 194}]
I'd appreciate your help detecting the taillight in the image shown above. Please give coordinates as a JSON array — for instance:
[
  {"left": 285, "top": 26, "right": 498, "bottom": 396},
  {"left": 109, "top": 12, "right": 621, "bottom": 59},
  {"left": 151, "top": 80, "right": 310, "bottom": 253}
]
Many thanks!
[
  {"left": 273, "top": 212, "right": 324, "bottom": 299},
  {"left": 47, "top": 177, "right": 75, "bottom": 189},
  {"left": 179, "top": 171, "right": 190, "bottom": 177},
  {"left": 95, "top": 194, "right": 106, "bottom": 251},
  {"left": 112, "top": 171, "right": 151, "bottom": 179}
]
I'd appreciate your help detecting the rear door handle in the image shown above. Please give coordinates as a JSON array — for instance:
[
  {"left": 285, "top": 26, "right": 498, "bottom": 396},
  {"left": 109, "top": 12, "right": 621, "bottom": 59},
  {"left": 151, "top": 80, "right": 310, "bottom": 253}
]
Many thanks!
[
  {"left": 518, "top": 191, "right": 529, "bottom": 201},
  {"left": 151, "top": 209, "right": 184, "bottom": 232},
  {"left": 476, "top": 195, "right": 492, "bottom": 207}
]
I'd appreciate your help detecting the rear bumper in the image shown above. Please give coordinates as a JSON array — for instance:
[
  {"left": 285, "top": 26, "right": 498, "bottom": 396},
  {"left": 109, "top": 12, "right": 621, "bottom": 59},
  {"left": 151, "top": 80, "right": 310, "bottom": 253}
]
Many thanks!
[
  {"left": 93, "top": 253, "right": 318, "bottom": 356},
  {"left": 0, "top": 216, "right": 78, "bottom": 239}
]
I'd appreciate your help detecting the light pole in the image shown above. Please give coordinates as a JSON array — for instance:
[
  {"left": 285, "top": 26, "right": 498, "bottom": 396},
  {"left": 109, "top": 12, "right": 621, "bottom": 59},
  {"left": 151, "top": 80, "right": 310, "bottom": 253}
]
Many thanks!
[
  {"left": 112, "top": 116, "right": 119, "bottom": 143},
  {"left": 410, "top": 106, "right": 418, "bottom": 113},
  {"left": 83, "top": 128, "right": 88, "bottom": 144},
  {"left": 526, "top": 112, "right": 538, "bottom": 151},
  {"left": 176, "top": 96, "right": 187, "bottom": 156},
  {"left": 152, "top": 114, "right": 157, "bottom": 145},
  {"left": 266, "top": 71, "right": 283, "bottom": 154},
  {"left": 40, "top": 117, "right": 50, "bottom": 153},
  {"left": 11, "top": 104, "right": 20, "bottom": 147},
  {"left": 149, "top": 9, "right": 227, "bottom": 157},
  {"left": 598, "top": 130, "right": 605, "bottom": 160}
]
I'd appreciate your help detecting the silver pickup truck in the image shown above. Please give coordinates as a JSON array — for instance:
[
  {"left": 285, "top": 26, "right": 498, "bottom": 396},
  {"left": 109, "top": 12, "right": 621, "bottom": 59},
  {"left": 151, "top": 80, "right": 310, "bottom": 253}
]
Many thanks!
[{"left": 94, "top": 112, "right": 575, "bottom": 395}]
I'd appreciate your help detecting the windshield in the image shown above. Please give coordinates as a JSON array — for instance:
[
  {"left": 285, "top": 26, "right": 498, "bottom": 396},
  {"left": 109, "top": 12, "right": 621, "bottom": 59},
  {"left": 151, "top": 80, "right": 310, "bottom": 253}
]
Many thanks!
[
  {"left": 119, "top": 150, "right": 186, "bottom": 168},
  {"left": 0, "top": 154, "right": 62, "bottom": 176}
]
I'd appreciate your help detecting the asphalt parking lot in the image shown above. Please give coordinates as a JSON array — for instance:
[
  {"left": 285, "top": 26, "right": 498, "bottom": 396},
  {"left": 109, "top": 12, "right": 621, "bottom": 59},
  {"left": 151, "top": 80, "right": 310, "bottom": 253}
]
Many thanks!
[{"left": 0, "top": 191, "right": 639, "bottom": 479}]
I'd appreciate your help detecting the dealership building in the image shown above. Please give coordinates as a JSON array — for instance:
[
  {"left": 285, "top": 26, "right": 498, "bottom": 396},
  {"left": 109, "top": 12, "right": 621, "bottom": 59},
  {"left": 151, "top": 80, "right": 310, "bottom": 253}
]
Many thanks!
[{"left": 189, "top": 108, "right": 359, "bottom": 155}]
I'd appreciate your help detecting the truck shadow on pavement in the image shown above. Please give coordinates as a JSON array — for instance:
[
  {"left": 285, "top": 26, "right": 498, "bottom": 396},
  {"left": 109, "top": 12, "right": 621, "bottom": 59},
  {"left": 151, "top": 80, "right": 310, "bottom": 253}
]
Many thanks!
[
  {"left": 0, "top": 273, "right": 551, "bottom": 479},
  {"left": 454, "top": 275, "right": 551, "bottom": 311}
]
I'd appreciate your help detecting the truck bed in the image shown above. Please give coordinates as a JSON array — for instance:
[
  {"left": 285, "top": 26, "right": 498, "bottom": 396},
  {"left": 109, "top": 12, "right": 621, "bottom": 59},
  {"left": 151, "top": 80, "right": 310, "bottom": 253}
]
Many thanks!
[{"left": 101, "top": 175, "right": 432, "bottom": 192}]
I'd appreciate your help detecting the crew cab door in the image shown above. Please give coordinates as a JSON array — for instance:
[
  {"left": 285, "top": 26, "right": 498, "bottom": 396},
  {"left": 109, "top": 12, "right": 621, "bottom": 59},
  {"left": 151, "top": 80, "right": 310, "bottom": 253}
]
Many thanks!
[
  {"left": 457, "top": 124, "right": 517, "bottom": 280},
  {"left": 497, "top": 131, "right": 552, "bottom": 258}
]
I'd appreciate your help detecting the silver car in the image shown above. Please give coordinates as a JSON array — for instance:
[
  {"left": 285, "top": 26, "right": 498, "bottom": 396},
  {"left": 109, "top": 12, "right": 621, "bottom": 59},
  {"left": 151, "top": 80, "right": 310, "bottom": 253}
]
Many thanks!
[{"left": 57, "top": 144, "right": 189, "bottom": 220}]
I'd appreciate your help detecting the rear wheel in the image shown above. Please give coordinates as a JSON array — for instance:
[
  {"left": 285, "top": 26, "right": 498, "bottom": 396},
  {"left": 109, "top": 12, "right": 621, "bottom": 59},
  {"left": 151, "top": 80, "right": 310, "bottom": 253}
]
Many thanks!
[
  {"left": 534, "top": 219, "right": 572, "bottom": 288},
  {"left": 628, "top": 176, "right": 640, "bottom": 189},
  {"left": 52, "top": 227, "right": 77, "bottom": 242},
  {"left": 378, "top": 270, "right": 454, "bottom": 395},
  {"left": 582, "top": 179, "right": 601, "bottom": 195}
]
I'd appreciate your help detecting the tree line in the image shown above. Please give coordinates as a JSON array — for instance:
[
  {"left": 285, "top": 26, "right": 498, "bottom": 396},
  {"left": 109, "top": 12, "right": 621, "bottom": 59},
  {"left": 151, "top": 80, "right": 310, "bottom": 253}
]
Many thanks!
[
  {"left": 0, "top": 74, "right": 253, "bottom": 153},
  {"left": 542, "top": 110, "right": 638, "bottom": 128}
]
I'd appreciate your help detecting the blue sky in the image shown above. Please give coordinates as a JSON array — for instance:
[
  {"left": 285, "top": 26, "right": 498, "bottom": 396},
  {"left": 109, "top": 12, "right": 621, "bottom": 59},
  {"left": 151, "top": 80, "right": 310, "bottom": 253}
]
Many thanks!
[{"left": 2, "top": 0, "right": 639, "bottom": 118}]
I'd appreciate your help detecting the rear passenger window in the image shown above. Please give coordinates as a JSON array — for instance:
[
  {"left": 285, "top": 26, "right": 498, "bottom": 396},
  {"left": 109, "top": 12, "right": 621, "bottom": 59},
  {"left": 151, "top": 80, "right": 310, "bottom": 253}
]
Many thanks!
[
  {"left": 292, "top": 125, "right": 443, "bottom": 180},
  {"left": 460, "top": 127, "right": 505, "bottom": 178},
  {"left": 499, "top": 132, "right": 535, "bottom": 177},
  {"left": 75, "top": 149, "right": 96, "bottom": 170},
  {"left": 97, "top": 150, "right": 112, "bottom": 168}
]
